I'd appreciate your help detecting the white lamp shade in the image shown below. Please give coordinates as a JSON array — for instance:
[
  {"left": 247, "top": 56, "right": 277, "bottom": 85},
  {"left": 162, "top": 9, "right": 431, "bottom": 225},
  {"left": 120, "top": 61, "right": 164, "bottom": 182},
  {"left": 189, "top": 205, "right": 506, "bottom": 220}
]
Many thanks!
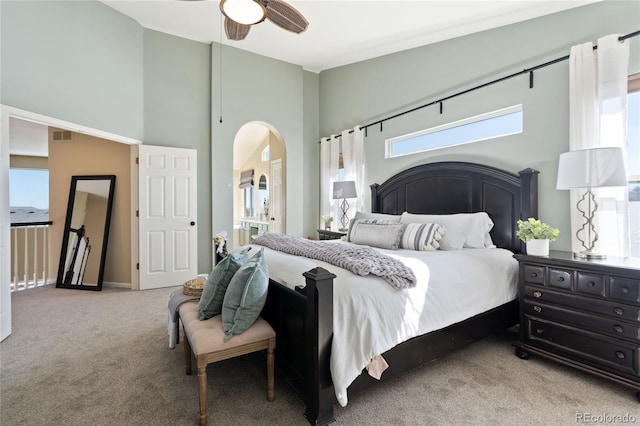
[
  {"left": 220, "top": 0, "right": 266, "bottom": 25},
  {"left": 333, "top": 181, "right": 357, "bottom": 199},
  {"left": 556, "top": 147, "right": 627, "bottom": 190}
]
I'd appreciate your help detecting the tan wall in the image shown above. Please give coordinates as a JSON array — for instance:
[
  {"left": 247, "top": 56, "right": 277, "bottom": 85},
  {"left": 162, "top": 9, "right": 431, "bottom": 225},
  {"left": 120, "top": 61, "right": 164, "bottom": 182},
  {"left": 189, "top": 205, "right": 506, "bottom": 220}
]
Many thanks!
[
  {"left": 10, "top": 155, "right": 48, "bottom": 169},
  {"left": 48, "top": 129, "right": 131, "bottom": 285}
]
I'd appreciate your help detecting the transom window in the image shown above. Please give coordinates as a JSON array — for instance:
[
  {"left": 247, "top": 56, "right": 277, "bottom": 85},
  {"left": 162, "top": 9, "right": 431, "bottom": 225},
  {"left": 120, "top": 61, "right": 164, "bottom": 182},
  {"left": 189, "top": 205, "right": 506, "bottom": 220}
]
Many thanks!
[{"left": 386, "top": 105, "right": 523, "bottom": 158}]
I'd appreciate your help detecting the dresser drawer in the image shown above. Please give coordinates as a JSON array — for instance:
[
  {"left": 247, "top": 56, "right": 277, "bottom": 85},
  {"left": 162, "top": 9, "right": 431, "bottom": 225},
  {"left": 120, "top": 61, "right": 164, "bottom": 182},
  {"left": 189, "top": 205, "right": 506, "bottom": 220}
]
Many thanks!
[
  {"left": 548, "top": 267, "right": 572, "bottom": 290},
  {"left": 610, "top": 276, "right": 640, "bottom": 304},
  {"left": 577, "top": 272, "right": 605, "bottom": 297},
  {"left": 523, "top": 264, "right": 545, "bottom": 285},
  {"left": 523, "top": 285, "right": 640, "bottom": 322},
  {"left": 524, "top": 317, "right": 639, "bottom": 377},
  {"left": 523, "top": 300, "right": 640, "bottom": 343}
]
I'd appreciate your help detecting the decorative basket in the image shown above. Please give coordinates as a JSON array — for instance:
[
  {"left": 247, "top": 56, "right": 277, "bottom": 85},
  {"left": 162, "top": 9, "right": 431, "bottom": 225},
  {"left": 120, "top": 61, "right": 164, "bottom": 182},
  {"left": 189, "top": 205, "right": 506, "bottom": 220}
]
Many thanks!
[{"left": 183, "top": 278, "right": 205, "bottom": 297}]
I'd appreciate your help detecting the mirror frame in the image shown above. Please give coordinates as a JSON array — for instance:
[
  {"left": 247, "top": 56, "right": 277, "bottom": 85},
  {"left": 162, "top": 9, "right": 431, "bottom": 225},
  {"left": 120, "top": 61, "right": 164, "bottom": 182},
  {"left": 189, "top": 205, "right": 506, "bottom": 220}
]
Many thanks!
[{"left": 56, "top": 175, "right": 116, "bottom": 291}]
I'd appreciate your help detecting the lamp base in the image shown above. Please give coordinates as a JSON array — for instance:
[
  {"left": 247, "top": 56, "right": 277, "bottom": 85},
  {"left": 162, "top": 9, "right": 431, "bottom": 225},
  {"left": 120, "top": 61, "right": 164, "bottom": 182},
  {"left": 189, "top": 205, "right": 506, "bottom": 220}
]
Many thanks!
[
  {"left": 338, "top": 227, "right": 348, "bottom": 232},
  {"left": 573, "top": 251, "right": 606, "bottom": 260}
]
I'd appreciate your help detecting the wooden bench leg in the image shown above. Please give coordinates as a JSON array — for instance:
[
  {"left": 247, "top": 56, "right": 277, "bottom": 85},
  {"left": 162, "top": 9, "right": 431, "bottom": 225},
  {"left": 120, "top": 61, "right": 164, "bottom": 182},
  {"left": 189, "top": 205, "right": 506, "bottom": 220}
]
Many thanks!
[
  {"left": 267, "top": 338, "right": 275, "bottom": 402},
  {"left": 198, "top": 362, "right": 208, "bottom": 426},
  {"left": 184, "top": 328, "right": 192, "bottom": 375}
]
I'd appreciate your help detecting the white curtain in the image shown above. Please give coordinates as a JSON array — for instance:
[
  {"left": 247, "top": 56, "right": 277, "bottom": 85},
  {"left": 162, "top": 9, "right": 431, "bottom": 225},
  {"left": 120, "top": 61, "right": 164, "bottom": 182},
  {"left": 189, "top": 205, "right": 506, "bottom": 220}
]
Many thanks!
[
  {"left": 320, "top": 135, "right": 340, "bottom": 227},
  {"left": 341, "top": 126, "right": 365, "bottom": 214},
  {"left": 569, "top": 34, "right": 630, "bottom": 256}
]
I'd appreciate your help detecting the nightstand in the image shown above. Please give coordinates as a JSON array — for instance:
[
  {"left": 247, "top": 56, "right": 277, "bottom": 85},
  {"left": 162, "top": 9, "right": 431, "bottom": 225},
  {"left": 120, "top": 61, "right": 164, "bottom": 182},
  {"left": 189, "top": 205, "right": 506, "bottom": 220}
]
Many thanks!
[
  {"left": 513, "top": 250, "right": 640, "bottom": 400},
  {"left": 317, "top": 229, "right": 346, "bottom": 240}
]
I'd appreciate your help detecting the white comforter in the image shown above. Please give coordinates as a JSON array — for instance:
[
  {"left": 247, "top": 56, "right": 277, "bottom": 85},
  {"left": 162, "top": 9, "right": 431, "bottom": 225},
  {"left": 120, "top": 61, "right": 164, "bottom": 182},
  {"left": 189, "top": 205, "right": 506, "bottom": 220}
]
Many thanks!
[{"left": 249, "top": 242, "right": 518, "bottom": 407}]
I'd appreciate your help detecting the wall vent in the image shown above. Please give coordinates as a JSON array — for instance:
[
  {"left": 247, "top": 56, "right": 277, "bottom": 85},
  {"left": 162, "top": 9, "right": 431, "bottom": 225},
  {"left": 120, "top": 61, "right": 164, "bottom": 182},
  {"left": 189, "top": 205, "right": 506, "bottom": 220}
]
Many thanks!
[{"left": 52, "top": 130, "right": 72, "bottom": 141}]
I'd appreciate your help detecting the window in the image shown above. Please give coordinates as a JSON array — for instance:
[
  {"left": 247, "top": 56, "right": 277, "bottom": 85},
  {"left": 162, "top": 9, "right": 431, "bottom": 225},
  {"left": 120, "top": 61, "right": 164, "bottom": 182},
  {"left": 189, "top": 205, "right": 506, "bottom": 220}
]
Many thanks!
[
  {"left": 628, "top": 74, "right": 639, "bottom": 257},
  {"left": 261, "top": 146, "right": 270, "bottom": 162},
  {"left": 9, "top": 169, "right": 49, "bottom": 224},
  {"left": 386, "top": 105, "right": 523, "bottom": 158}
]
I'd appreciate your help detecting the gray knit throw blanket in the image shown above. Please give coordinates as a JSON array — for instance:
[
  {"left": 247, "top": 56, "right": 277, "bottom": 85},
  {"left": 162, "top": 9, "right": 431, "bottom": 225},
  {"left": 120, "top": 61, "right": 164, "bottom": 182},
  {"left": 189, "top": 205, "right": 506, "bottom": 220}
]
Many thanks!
[{"left": 252, "top": 233, "right": 417, "bottom": 290}]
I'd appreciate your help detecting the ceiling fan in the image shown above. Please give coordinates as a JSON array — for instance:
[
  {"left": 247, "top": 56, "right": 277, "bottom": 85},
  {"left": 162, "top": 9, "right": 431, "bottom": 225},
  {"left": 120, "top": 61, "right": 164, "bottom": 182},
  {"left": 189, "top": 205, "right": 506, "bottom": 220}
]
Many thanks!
[{"left": 183, "top": 0, "right": 309, "bottom": 41}]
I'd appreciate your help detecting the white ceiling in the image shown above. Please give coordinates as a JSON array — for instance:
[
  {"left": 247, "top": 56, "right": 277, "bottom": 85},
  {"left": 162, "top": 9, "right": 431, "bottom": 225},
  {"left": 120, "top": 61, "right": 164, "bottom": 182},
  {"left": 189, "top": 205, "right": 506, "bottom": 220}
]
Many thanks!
[{"left": 101, "top": 0, "right": 597, "bottom": 73}]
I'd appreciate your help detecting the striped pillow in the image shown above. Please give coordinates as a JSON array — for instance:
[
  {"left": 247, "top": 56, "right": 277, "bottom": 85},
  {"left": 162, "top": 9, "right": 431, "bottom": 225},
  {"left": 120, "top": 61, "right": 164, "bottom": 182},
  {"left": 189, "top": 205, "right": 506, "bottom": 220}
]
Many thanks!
[{"left": 400, "top": 223, "right": 445, "bottom": 251}]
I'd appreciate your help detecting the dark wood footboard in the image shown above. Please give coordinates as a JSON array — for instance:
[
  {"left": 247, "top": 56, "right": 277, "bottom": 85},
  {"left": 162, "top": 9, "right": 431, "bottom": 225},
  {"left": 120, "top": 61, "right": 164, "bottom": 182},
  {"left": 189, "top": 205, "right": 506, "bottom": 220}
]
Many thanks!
[{"left": 261, "top": 268, "right": 337, "bottom": 426}]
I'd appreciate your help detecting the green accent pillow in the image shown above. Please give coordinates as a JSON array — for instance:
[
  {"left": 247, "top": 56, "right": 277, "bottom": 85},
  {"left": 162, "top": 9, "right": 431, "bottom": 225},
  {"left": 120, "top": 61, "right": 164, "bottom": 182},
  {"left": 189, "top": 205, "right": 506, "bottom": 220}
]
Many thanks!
[
  {"left": 221, "top": 248, "right": 269, "bottom": 340},
  {"left": 198, "top": 247, "right": 251, "bottom": 320}
]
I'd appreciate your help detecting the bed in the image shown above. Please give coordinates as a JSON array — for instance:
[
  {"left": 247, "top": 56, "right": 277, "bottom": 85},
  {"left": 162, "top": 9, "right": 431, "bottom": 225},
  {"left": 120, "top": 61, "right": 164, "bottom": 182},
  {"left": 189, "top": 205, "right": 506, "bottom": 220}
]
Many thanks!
[{"left": 257, "top": 161, "right": 539, "bottom": 425}]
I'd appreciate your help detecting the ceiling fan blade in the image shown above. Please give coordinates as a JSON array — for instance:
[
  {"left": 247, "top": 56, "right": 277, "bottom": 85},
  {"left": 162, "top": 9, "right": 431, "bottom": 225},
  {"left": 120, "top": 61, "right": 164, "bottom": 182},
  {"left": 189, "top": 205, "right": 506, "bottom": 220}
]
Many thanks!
[
  {"left": 224, "top": 17, "right": 251, "bottom": 41},
  {"left": 265, "top": 0, "right": 309, "bottom": 34}
]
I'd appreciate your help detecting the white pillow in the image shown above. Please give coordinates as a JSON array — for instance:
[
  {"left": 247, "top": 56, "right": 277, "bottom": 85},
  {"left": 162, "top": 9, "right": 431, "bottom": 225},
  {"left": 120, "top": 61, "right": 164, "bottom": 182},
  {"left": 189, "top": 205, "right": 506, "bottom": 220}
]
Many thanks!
[
  {"left": 400, "top": 223, "right": 445, "bottom": 251},
  {"left": 400, "top": 212, "right": 494, "bottom": 250},
  {"left": 346, "top": 219, "right": 405, "bottom": 250},
  {"left": 354, "top": 211, "right": 402, "bottom": 223}
]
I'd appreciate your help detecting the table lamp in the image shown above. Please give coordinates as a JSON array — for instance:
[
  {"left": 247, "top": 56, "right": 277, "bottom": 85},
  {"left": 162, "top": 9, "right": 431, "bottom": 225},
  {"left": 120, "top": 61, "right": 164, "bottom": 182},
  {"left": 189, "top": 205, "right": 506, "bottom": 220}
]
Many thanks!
[
  {"left": 556, "top": 147, "right": 627, "bottom": 259},
  {"left": 333, "top": 181, "right": 357, "bottom": 231}
]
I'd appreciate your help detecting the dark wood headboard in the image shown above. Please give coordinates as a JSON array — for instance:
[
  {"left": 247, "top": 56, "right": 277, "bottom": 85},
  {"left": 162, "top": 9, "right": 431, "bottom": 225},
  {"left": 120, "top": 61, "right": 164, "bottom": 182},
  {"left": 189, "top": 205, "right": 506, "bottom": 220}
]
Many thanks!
[{"left": 370, "top": 162, "right": 538, "bottom": 254}]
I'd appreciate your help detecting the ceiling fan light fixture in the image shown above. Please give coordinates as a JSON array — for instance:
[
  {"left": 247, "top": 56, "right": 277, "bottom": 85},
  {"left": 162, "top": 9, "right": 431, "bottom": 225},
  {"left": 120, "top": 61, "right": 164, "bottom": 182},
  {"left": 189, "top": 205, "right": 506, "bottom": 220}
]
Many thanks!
[{"left": 220, "top": 0, "right": 266, "bottom": 25}]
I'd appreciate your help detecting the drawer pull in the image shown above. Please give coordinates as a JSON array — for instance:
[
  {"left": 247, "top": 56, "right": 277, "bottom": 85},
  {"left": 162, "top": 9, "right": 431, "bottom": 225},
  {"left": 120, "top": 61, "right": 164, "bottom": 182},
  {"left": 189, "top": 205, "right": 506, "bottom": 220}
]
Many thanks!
[
  {"left": 588, "top": 281, "right": 595, "bottom": 287},
  {"left": 613, "top": 307, "right": 624, "bottom": 316},
  {"left": 615, "top": 351, "right": 625, "bottom": 359},
  {"left": 556, "top": 276, "right": 565, "bottom": 282},
  {"left": 533, "top": 291, "right": 542, "bottom": 298},
  {"left": 613, "top": 325, "right": 623, "bottom": 333},
  {"left": 622, "top": 286, "right": 629, "bottom": 294},
  {"left": 536, "top": 328, "right": 544, "bottom": 335},
  {"left": 530, "top": 272, "right": 538, "bottom": 278},
  {"left": 533, "top": 305, "right": 542, "bottom": 313}
]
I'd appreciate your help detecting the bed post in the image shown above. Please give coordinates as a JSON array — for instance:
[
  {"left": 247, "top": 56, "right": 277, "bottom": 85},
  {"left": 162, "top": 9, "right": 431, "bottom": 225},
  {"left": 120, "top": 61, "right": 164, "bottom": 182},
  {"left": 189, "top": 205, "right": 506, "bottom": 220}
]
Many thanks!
[
  {"left": 302, "top": 267, "right": 336, "bottom": 426},
  {"left": 518, "top": 168, "right": 539, "bottom": 219},
  {"left": 370, "top": 183, "right": 380, "bottom": 212}
]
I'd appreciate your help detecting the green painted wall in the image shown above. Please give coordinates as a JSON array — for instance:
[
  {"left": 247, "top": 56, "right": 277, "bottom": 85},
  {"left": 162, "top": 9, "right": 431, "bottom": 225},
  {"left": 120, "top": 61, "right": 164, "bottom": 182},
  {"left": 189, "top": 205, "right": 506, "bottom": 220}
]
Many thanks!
[
  {"left": 143, "top": 29, "right": 212, "bottom": 272},
  {"left": 2, "top": 0, "right": 638, "bottom": 262},
  {"left": 210, "top": 44, "right": 307, "bottom": 247},
  {"left": 1, "top": 1, "right": 214, "bottom": 274},
  {"left": 0, "top": 0, "right": 143, "bottom": 139},
  {"left": 318, "top": 1, "right": 640, "bottom": 251}
]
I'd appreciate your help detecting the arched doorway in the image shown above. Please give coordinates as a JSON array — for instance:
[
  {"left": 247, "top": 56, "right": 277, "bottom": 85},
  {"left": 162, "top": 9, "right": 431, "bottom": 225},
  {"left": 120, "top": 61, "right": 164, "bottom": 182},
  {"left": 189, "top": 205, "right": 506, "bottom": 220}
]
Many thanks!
[{"left": 232, "top": 121, "right": 286, "bottom": 248}]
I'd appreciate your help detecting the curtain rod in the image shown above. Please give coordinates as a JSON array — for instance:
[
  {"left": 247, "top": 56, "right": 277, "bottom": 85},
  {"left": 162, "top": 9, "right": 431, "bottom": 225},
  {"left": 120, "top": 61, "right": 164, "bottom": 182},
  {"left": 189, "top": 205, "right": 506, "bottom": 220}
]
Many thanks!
[{"left": 321, "top": 29, "right": 639, "bottom": 142}]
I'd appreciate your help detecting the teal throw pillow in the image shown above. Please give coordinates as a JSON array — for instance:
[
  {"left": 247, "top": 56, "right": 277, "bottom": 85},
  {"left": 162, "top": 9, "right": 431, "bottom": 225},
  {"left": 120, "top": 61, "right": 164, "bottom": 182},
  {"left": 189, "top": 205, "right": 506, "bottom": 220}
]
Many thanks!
[
  {"left": 198, "top": 247, "right": 251, "bottom": 320},
  {"left": 222, "top": 248, "right": 269, "bottom": 340}
]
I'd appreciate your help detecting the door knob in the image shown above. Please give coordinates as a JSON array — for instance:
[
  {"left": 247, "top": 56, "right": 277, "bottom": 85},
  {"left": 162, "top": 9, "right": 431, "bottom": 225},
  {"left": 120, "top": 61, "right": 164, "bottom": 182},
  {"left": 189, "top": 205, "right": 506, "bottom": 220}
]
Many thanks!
[{"left": 190, "top": 221, "right": 196, "bottom": 226}]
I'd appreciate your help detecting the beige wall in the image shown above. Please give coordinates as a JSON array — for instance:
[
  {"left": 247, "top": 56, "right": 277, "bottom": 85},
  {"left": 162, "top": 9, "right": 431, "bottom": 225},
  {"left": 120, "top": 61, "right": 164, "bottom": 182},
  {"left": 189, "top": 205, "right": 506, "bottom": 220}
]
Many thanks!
[{"left": 48, "top": 129, "right": 131, "bottom": 286}]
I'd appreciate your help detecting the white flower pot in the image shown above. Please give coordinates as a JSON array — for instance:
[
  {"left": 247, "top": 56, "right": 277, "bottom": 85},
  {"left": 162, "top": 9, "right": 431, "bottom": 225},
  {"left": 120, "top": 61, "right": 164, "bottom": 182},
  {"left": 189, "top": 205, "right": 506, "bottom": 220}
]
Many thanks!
[{"left": 526, "top": 239, "right": 549, "bottom": 256}]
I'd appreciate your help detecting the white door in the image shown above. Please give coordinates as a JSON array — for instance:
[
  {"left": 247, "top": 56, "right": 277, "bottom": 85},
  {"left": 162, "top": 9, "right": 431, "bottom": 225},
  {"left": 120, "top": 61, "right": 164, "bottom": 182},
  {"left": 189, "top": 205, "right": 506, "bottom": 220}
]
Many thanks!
[
  {"left": 138, "top": 145, "right": 197, "bottom": 290},
  {"left": 0, "top": 107, "right": 11, "bottom": 341},
  {"left": 269, "top": 159, "right": 283, "bottom": 234}
]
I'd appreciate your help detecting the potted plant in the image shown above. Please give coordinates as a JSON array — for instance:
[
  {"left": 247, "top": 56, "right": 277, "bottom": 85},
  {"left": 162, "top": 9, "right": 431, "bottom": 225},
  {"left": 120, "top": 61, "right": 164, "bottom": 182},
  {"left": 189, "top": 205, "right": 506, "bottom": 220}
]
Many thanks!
[
  {"left": 321, "top": 215, "right": 334, "bottom": 230},
  {"left": 517, "top": 217, "right": 559, "bottom": 256}
]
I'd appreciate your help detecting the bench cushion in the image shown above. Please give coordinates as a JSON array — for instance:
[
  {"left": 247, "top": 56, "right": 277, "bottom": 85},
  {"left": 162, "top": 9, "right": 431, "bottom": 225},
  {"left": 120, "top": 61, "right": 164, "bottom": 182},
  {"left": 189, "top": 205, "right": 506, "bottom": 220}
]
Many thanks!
[{"left": 180, "top": 301, "right": 274, "bottom": 355}]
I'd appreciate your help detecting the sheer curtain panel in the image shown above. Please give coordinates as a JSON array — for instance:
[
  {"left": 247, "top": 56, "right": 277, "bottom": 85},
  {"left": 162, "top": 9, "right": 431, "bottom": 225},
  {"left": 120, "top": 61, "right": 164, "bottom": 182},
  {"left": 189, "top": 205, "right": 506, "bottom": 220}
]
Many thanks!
[
  {"left": 569, "top": 34, "right": 630, "bottom": 257},
  {"left": 320, "top": 135, "right": 340, "bottom": 228},
  {"left": 341, "top": 126, "right": 365, "bottom": 214}
]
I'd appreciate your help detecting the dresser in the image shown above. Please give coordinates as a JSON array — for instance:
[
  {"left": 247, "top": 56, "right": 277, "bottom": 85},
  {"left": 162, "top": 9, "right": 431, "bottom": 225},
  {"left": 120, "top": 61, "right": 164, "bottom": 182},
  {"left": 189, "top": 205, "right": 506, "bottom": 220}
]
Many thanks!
[{"left": 513, "top": 251, "right": 640, "bottom": 400}]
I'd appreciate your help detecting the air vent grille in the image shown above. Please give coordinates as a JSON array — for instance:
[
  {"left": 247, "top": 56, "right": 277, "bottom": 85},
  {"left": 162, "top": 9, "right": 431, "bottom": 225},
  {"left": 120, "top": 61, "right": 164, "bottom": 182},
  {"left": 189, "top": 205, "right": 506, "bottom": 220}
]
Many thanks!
[{"left": 52, "top": 130, "right": 72, "bottom": 141}]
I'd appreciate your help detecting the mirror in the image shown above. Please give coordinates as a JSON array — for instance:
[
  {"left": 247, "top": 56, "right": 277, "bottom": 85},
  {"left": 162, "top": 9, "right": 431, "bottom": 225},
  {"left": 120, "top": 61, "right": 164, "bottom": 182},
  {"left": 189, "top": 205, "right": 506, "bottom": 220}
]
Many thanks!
[{"left": 56, "top": 175, "right": 116, "bottom": 291}]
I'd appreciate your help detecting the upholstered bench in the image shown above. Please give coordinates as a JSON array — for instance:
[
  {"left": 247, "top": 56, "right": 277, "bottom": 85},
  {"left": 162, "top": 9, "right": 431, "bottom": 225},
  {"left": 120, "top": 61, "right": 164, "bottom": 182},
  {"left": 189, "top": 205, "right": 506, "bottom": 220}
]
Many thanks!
[{"left": 178, "top": 300, "right": 275, "bottom": 426}]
